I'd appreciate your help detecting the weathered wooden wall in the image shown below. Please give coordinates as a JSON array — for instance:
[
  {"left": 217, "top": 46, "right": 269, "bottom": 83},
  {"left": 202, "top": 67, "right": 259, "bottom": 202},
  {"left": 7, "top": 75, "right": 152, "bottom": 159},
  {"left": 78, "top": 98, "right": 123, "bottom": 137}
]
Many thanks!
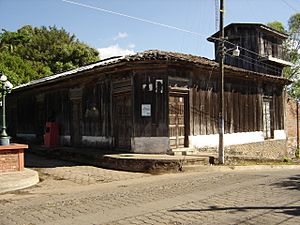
[
  {"left": 133, "top": 71, "right": 168, "bottom": 137},
  {"left": 7, "top": 89, "right": 71, "bottom": 143},
  {"left": 44, "top": 90, "right": 70, "bottom": 136},
  {"left": 82, "top": 79, "right": 111, "bottom": 137},
  {"left": 15, "top": 94, "right": 36, "bottom": 134},
  {"left": 167, "top": 65, "right": 284, "bottom": 138}
]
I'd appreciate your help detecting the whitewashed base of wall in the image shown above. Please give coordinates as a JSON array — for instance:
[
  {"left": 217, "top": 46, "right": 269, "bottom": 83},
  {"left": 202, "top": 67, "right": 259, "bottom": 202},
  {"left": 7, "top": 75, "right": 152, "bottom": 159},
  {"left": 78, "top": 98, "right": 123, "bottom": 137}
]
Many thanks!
[{"left": 189, "top": 130, "right": 287, "bottom": 160}]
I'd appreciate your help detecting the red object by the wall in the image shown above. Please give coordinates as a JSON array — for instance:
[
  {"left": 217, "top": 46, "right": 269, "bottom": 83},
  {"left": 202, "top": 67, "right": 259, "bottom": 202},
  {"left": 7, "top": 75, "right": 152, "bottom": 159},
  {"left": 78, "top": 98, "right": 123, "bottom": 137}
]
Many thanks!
[{"left": 44, "top": 122, "right": 59, "bottom": 147}]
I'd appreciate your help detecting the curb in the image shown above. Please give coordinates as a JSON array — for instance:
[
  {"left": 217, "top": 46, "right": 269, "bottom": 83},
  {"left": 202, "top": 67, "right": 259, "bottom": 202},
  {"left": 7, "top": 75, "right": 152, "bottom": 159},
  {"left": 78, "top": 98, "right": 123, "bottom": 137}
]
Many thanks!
[
  {"left": 182, "top": 164, "right": 300, "bottom": 173},
  {"left": 0, "top": 168, "right": 39, "bottom": 194},
  {"left": 100, "top": 154, "right": 210, "bottom": 173}
]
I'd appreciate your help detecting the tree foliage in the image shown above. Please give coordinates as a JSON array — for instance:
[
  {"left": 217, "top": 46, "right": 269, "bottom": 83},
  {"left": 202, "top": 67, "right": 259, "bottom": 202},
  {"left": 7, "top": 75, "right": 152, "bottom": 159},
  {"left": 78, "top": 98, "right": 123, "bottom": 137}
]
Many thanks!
[
  {"left": 0, "top": 25, "right": 100, "bottom": 86},
  {"left": 268, "top": 13, "right": 300, "bottom": 100},
  {"left": 267, "top": 21, "right": 286, "bottom": 33}
]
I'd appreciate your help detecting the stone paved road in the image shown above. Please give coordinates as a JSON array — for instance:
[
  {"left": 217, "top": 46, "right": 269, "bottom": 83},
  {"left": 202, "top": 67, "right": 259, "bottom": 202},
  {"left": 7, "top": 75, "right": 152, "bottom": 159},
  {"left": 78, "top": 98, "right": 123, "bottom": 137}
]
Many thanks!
[
  {"left": 24, "top": 153, "right": 150, "bottom": 191},
  {"left": 0, "top": 154, "right": 299, "bottom": 225}
]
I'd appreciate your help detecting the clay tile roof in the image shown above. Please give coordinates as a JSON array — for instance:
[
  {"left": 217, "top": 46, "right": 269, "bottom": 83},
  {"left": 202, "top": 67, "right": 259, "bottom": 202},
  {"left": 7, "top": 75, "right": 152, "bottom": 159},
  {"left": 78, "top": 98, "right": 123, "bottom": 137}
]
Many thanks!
[{"left": 14, "top": 50, "right": 290, "bottom": 91}]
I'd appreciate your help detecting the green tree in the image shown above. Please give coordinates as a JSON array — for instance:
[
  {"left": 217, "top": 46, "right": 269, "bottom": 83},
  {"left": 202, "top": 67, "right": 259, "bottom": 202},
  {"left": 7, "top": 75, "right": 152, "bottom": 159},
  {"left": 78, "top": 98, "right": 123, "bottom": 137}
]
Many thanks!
[
  {"left": 267, "top": 21, "right": 286, "bottom": 33},
  {"left": 268, "top": 13, "right": 300, "bottom": 100},
  {"left": 0, "top": 25, "right": 100, "bottom": 86}
]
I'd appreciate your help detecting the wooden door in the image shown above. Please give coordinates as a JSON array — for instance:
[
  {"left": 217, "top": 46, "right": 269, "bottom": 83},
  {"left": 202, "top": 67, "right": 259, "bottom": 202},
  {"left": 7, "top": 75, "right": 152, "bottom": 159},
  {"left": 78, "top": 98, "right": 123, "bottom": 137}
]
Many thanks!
[
  {"left": 70, "top": 99, "right": 82, "bottom": 147},
  {"left": 113, "top": 93, "right": 132, "bottom": 149},
  {"left": 169, "top": 94, "right": 187, "bottom": 149}
]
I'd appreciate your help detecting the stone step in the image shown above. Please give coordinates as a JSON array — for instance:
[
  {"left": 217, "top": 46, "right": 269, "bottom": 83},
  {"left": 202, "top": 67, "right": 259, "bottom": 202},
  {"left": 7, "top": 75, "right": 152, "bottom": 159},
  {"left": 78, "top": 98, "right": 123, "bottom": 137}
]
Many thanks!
[
  {"left": 171, "top": 148, "right": 195, "bottom": 156},
  {"left": 181, "top": 164, "right": 216, "bottom": 173}
]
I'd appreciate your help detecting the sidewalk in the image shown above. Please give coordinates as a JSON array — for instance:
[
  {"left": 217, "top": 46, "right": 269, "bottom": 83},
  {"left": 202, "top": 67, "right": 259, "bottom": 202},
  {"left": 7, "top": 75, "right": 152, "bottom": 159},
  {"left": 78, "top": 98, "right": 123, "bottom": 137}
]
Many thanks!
[{"left": 0, "top": 168, "right": 39, "bottom": 194}]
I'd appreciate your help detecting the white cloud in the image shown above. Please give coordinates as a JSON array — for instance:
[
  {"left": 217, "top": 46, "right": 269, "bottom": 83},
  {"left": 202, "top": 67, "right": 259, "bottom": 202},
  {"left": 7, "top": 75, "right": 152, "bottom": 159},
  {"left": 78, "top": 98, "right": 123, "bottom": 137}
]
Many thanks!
[
  {"left": 98, "top": 44, "right": 135, "bottom": 59},
  {"left": 113, "top": 32, "right": 128, "bottom": 40},
  {"left": 128, "top": 43, "right": 135, "bottom": 49}
]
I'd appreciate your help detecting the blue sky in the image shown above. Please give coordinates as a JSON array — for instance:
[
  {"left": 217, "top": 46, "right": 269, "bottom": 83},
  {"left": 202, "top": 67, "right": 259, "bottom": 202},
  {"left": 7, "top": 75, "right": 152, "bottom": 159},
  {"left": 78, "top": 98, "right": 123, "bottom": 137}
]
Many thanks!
[{"left": 0, "top": 0, "right": 299, "bottom": 59}]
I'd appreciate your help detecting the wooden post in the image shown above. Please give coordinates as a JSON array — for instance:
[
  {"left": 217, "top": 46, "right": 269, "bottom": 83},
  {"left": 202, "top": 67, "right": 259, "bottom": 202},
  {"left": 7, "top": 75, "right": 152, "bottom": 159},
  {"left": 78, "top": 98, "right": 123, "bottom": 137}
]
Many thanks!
[{"left": 218, "top": 0, "right": 225, "bottom": 164}]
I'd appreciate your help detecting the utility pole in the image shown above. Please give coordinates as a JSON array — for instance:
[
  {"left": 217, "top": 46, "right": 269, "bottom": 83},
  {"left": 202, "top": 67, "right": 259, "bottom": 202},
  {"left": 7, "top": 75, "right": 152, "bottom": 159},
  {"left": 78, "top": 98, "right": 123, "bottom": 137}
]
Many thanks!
[{"left": 218, "top": 0, "right": 225, "bottom": 164}]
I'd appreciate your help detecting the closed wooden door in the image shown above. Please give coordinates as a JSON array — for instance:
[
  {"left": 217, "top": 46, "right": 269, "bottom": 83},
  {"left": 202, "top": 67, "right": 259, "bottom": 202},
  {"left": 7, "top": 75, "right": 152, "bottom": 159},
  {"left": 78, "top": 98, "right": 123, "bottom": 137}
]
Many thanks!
[
  {"left": 169, "top": 94, "right": 186, "bottom": 149},
  {"left": 113, "top": 93, "right": 132, "bottom": 149}
]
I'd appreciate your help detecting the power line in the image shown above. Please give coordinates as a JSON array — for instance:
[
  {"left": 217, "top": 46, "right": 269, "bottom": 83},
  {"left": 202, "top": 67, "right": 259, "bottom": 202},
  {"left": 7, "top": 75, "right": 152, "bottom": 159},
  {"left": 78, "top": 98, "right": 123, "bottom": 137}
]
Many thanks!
[
  {"left": 280, "top": 0, "right": 299, "bottom": 12},
  {"left": 61, "top": 0, "right": 209, "bottom": 39},
  {"left": 62, "top": 0, "right": 293, "bottom": 74},
  {"left": 209, "top": 38, "right": 286, "bottom": 74},
  {"left": 215, "top": 0, "right": 220, "bottom": 31},
  {"left": 225, "top": 52, "right": 281, "bottom": 75},
  {"left": 240, "top": 53, "right": 282, "bottom": 73},
  {"left": 224, "top": 40, "right": 291, "bottom": 70}
]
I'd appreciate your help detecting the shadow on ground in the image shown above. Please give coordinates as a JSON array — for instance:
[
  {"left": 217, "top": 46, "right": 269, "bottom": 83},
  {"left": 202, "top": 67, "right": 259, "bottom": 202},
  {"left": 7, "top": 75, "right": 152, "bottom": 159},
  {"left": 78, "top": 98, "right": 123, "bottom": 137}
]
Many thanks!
[
  {"left": 271, "top": 174, "right": 300, "bottom": 191},
  {"left": 25, "top": 152, "right": 83, "bottom": 168},
  {"left": 26, "top": 145, "right": 122, "bottom": 169},
  {"left": 169, "top": 205, "right": 300, "bottom": 216}
]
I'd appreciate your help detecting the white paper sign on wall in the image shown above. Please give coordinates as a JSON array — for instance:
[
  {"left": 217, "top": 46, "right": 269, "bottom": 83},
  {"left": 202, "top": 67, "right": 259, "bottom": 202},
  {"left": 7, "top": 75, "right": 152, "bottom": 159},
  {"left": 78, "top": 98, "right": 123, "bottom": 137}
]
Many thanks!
[{"left": 141, "top": 104, "right": 151, "bottom": 117}]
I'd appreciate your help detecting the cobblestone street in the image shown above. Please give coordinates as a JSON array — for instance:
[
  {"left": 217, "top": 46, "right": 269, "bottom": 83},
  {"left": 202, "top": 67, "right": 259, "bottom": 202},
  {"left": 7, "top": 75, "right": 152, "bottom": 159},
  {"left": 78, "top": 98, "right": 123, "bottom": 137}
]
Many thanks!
[{"left": 0, "top": 154, "right": 299, "bottom": 225}]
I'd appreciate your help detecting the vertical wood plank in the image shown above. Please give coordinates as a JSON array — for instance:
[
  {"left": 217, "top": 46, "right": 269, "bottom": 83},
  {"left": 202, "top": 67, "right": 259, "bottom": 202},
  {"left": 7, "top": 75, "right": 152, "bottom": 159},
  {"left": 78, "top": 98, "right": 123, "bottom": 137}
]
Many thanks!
[
  {"left": 224, "top": 90, "right": 228, "bottom": 133},
  {"left": 229, "top": 89, "right": 234, "bottom": 133},
  {"left": 257, "top": 88, "right": 263, "bottom": 131},
  {"left": 206, "top": 89, "right": 212, "bottom": 134},
  {"left": 213, "top": 90, "right": 218, "bottom": 134},
  {"left": 233, "top": 90, "right": 239, "bottom": 132},
  {"left": 248, "top": 90, "right": 254, "bottom": 132},
  {"left": 244, "top": 90, "right": 249, "bottom": 132},
  {"left": 194, "top": 88, "right": 200, "bottom": 135},
  {"left": 252, "top": 90, "right": 257, "bottom": 131},
  {"left": 200, "top": 88, "right": 206, "bottom": 135},
  {"left": 190, "top": 88, "right": 194, "bottom": 136}
]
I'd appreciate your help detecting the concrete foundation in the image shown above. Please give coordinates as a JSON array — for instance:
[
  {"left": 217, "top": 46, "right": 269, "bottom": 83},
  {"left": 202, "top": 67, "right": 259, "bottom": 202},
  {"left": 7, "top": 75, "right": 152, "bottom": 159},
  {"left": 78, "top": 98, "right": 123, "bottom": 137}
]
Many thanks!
[
  {"left": 193, "top": 139, "right": 287, "bottom": 160},
  {"left": 82, "top": 136, "right": 112, "bottom": 148},
  {"left": 131, "top": 137, "right": 169, "bottom": 154}
]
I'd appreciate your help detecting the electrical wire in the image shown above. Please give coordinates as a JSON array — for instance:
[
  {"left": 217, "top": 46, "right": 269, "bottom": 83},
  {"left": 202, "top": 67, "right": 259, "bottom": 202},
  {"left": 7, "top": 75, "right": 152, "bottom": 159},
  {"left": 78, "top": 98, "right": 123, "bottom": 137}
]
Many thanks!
[
  {"left": 215, "top": 0, "right": 219, "bottom": 31},
  {"left": 224, "top": 52, "right": 281, "bottom": 75},
  {"left": 61, "top": 0, "right": 209, "bottom": 39},
  {"left": 280, "top": 0, "right": 299, "bottom": 12},
  {"left": 238, "top": 53, "right": 282, "bottom": 74},
  {"left": 61, "top": 0, "right": 293, "bottom": 75},
  {"left": 224, "top": 45, "right": 285, "bottom": 74},
  {"left": 223, "top": 40, "right": 290, "bottom": 73}
]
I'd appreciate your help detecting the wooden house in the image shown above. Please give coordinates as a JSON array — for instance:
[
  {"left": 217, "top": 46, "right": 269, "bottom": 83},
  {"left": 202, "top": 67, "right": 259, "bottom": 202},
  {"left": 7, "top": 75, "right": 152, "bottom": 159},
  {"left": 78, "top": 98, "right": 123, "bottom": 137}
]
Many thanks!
[{"left": 7, "top": 23, "right": 292, "bottom": 159}]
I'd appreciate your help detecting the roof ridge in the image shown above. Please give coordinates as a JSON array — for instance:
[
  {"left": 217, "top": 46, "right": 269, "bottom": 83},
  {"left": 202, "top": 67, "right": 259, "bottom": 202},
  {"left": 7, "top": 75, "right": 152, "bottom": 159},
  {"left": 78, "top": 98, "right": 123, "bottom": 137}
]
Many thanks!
[{"left": 13, "top": 50, "right": 290, "bottom": 91}]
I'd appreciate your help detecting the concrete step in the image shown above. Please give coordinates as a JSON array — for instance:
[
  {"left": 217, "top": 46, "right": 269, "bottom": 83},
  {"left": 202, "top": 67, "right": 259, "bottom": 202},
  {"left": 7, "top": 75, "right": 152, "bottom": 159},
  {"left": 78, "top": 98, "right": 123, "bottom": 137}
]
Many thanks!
[
  {"left": 171, "top": 148, "right": 195, "bottom": 156},
  {"left": 99, "top": 154, "right": 213, "bottom": 173},
  {"left": 0, "top": 169, "right": 39, "bottom": 193},
  {"left": 181, "top": 164, "right": 216, "bottom": 173}
]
